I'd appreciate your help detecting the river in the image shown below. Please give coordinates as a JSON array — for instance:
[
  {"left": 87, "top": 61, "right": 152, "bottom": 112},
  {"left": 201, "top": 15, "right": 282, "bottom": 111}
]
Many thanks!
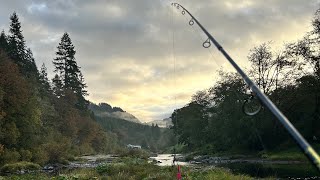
[
  {"left": 149, "top": 154, "right": 319, "bottom": 179},
  {"left": 149, "top": 154, "right": 189, "bottom": 166}
]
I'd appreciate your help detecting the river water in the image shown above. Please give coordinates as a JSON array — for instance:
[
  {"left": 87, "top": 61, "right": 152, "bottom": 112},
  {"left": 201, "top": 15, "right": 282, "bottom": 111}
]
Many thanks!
[
  {"left": 149, "top": 154, "right": 319, "bottom": 179},
  {"left": 149, "top": 154, "right": 189, "bottom": 166}
]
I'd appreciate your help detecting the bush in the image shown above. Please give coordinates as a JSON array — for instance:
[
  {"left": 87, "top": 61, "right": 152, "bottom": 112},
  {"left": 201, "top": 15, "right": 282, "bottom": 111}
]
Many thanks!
[
  {"left": 96, "top": 163, "right": 127, "bottom": 175},
  {"left": 19, "top": 149, "right": 32, "bottom": 162},
  {"left": 43, "top": 139, "right": 70, "bottom": 163},
  {"left": 96, "top": 158, "right": 176, "bottom": 179},
  {"left": 0, "top": 149, "right": 20, "bottom": 164},
  {"left": 78, "top": 143, "right": 94, "bottom": 155},
  {"left": 119, "top": 149, "right": 150, "bottom": 159},
  {"left": 1, "top": 161, "right": 41, "bottom": 174},
  {"left": 31, "top": 147, "right": 49, "bottom": 166}
]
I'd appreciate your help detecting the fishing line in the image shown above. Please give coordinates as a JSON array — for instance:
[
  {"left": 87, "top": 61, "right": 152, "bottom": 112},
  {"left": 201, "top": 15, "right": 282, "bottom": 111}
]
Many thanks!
[
  {"left": 171, "top": 2, "right": 320, "bottom": 172},
  {"left": 170, "top": 2, "right": 179, "bottom": 166}
]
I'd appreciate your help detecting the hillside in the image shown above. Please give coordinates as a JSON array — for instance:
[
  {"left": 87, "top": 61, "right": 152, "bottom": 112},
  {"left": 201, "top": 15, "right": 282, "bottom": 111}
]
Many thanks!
[
  {"left": 95, "top": 115, "right": 175, "bottom": 152},
  {"left": 146, "top": 118, "right": 173, "bottom": 128},
  {"left": 89, "top": 102, "right": 141, "bottom": 123}
]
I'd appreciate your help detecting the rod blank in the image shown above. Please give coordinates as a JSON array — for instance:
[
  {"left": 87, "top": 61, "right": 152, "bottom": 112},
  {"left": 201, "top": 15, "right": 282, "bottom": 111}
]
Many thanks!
[{"left": 171, "top": 2, "right": 320, "bottom": 171}]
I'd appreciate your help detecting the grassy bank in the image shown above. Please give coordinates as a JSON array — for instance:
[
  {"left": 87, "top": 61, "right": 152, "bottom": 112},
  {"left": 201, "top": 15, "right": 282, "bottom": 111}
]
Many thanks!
[
  {"left": 0, "top": 157, "right": 272, "bottom": 180},
  {"left": 181, "top": 144, "right": 320, "bottom": 162},
  {"left": 259, "top": 144, "right": 320, "bottom": 161}
]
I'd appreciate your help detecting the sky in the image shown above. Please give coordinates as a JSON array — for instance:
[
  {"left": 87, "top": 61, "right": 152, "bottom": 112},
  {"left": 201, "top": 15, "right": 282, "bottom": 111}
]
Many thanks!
[{"left": 0, "top": 0, "right": 319, "bottom": 122}]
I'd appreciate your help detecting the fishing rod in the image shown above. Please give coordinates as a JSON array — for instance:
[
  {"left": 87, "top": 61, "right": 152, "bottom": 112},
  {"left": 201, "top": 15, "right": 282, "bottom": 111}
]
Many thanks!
[{"left": 171, "top": 2, "right": 320, "bottom": 171}]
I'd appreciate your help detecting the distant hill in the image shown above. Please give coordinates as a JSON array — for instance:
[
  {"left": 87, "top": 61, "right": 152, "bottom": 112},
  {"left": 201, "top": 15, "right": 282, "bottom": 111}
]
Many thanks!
[
  {"left": 89, "top": 102, "right": 176, "bottom": 152},
  {"left": 147, "top": 118, "right": 173, "bottom": 128},
  {"left": 89, "top": 102, "right": 141, "bottom": 123},
  {"left": 94, "top": 113, "right": 176, "bottom": 152}
]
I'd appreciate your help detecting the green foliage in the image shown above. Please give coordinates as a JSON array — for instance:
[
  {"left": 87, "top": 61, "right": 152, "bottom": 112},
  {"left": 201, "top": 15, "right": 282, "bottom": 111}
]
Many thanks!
[
  {"left": 18, "top": 150, "right": 32, "bottom": 162},
  {"left": 118, "top": 149, "right": 150, "bottom": 159},
  {"left": 186, "top": 168, "right": 254, "bottom": 180},
  {"left": 0, "top": 12, "right": 115, "bottom": 167},
  {"left": 95, "top": 115, "right": 175, "bottom": 152},
  {"left": 53, "top": 32, "right": 88, "bottom": 110},
  {"left": 95, "top": 159, "right": 262, "bottom": 180},
  {"left": 0, "top": 149, "right": 20, "bottom": 164},
  {"left": 171, "top": 6, "right": 320, "bottom": 156},
  {"left": 0, "top": 162, "right": 40, "bottom": 174},
  {"left": 30, "top": 147, "right": 48, "bottom": 166},
  {"left": 96, "top": 159, "right": 176, "bottom": 180}
]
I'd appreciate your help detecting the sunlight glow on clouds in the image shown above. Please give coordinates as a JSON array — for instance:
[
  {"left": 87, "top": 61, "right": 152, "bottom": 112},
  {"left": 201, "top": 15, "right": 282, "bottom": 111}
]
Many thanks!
[{"left": 0, "top": 0, "right": 319, "bottom": 121}]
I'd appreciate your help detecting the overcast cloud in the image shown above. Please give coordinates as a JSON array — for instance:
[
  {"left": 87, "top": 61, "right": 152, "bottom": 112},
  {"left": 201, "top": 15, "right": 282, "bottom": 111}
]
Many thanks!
[{"left": 0, "top": 0, "right": 319, "bottom": 121}]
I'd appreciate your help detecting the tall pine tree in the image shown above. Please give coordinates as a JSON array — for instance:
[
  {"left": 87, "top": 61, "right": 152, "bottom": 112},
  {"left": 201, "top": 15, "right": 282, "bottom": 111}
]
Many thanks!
[
  {"left": 53, "top": 32, "right": 88, "bottom": 110},
  {"left": 8, "top": 12, "right": 25, "bottom": 61},
  {"left": 7, "top": 12, "right": 38, "bottom": 78}
]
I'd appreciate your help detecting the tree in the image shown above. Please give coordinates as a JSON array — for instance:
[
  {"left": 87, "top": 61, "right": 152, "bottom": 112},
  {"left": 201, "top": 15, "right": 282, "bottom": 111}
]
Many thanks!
[
  {"left": 53, "top": 32, "right": 77, "bottom": 89},
  {"left": 171, "top": 102, "right": 207, "bottom": 149},
  {"left": 0, "top": 30, "right": 8, "bottom": 50},
  {"left": 39, "top": 63, "right": 51, "bottom": 95},
  {"left": 7, "top": 12, "right": 25, "bottom": 62},
  {"left": 24, "top": 48, "right": 38, "bottom": 78},
  {"left": 284, "top": 8, "right": 320, "bottom": 143},
  {"left": 7, "top": 12, "right": 38, "bottom": 78},
  {"left": 53, "top": 32, "right": 88, "bottom": 110},
  {"left": 52, "top": 74, "right": 63, "bottom": 98},
  {"left": 248, "top": 43, "right": 293, "bottom": 94},
  {"left": 76, "top": 72, "right": 89, "bottom": 110}
]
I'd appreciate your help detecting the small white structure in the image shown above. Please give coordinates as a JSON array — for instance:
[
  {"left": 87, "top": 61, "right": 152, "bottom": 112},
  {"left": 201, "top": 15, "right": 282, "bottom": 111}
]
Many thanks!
[{"left": 127, "top": 144, "right": 142, "bottom": 149}]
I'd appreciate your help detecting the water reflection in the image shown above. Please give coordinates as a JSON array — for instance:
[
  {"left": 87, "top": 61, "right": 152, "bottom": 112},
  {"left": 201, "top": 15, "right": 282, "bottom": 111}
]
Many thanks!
[
  {"left": 149, "top": 154, "right": 319, "bottom": 178},
  {"left": 149, "top": 154, "right": 190, "bottom": 166},
  {"left": 218, "top": 163, "right": 319, "bottom": 179}
]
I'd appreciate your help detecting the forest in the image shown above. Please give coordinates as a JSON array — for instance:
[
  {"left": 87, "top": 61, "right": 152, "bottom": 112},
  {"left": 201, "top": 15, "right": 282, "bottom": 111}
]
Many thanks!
[
  {"left": 90, "top": 102, "right": 176, "bottom": 152},
  {"left": 0, "top": 12, "right": 174, "bottom": 168},
  {"left": 171, "top": 8, "right": 320, "bottom": 155},
  {"left": 0, "top": 12, "right": 120, "bottom": 166}
]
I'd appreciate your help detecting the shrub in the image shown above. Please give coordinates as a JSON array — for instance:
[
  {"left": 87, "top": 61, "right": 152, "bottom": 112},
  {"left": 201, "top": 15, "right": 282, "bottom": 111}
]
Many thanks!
[
  {"left": 119, "top": 149, "right": 150, "bottom": 159},
  {"left": 19, "top": 149, "right": 32, "bottom": 162},
  {"left": 31, "top": 147, "right": 49, "bottom": 166},
  {"left": 43, "top": 139, "right": 70, "bottom": 163},
  {"left": 0, "top": 149, "right": 20, "bottom": 164},
  {"left": 1, "top": 161, "right": 41, "bottom": 174}
]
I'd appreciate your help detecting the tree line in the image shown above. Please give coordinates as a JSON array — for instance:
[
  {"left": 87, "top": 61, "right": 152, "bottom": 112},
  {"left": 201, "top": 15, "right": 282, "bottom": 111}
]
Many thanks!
[
  {"left": 90, "top": 103, "right": 176, "bottom": 152},
  {"left": 0, "top": 12, "right": 119, "bottom": 166},
  {"left": 171, "top": 8, "right": 320, "bottom": 154}
]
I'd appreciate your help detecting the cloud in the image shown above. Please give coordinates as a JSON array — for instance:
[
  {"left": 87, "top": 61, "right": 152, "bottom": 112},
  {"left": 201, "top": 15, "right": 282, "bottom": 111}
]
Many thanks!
[{"left": 0, "top": 0, "right": 319, "bottom": 121}]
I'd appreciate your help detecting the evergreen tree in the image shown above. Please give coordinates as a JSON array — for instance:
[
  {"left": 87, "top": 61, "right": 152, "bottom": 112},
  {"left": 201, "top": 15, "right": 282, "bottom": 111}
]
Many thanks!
[
  {"left": 52, "top": 74, "right": 63, "bottom": 98},
  {"left": 39, "top": 63, "right": 51, "bottom": 95},
  {"left": 0, "top": 30, "right": 8, "bottom": 50},
  {"left": 53, "top": 32, "right": 88, "bottom": 109},
  {"left": 8, "top": 12, "right": 26, "bottom": 64},
  {"left": 7, "top": 12, "right": 38, "bottom": 77},
  {"left": 25, "top": 48, "right": 38, "bottom": 78},
  {"left": 76, "top": 72, "right": 89, "bottom": 110}
]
